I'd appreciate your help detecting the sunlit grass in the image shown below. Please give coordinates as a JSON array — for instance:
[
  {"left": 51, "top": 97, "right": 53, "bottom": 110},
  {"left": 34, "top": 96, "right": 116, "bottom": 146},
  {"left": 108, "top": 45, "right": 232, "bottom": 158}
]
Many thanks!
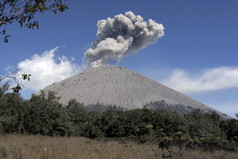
[{"left": 0, "top": 135, "right": 237, "bottom": 159}]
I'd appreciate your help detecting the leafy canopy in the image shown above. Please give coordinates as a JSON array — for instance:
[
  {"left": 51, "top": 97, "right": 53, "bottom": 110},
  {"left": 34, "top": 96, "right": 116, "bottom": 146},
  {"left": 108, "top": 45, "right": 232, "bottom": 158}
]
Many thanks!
[{"left": 0, "top": 0, "right": 68, "bottom": 43}]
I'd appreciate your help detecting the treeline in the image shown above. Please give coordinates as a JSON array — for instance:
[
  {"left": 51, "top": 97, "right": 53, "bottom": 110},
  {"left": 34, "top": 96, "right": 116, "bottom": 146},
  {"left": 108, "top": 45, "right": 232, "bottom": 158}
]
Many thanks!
[{"left": 0, "top": 85, "right": 238, "bottom": 153}]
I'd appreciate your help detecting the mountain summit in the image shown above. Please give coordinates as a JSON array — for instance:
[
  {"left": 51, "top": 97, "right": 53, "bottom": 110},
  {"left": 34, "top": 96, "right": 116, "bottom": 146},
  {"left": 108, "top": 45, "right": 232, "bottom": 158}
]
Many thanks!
[{"left": 40, "top": 65, "right": 228, "bottom": 119}]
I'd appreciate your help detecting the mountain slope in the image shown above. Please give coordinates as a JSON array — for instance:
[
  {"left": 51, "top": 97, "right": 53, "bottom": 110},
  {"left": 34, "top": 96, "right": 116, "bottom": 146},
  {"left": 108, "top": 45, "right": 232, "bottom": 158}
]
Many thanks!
[{"left": 40, "top": 65, "right": 228, "bottom": 119}]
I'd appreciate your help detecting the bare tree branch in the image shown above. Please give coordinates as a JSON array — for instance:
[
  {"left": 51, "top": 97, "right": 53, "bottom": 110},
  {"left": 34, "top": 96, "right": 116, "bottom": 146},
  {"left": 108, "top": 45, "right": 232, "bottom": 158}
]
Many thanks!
[
  {"left": 0, "top": 0, "right": 68, "bottom": 43},
  {"left": 1, "top": 70, "right": 31, "bottom": 93}
]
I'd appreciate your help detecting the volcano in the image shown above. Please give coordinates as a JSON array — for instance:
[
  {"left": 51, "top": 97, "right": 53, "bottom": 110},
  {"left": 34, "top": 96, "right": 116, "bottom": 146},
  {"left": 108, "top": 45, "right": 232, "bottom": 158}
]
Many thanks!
[{"left": 40, "top": 65, "right": 229, "bottom": 119}]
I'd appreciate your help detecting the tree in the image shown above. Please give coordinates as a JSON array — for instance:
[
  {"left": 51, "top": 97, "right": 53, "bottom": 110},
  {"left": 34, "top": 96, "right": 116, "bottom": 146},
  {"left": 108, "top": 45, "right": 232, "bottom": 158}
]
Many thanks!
[
  {"left": 184, "top": 110, "right": 222, "bottom": 139},
  {"left": 0, "top": 89, "right": 25, "bottom": 134},
  {"left": 0, "top": 70, "right": 31, "bottom": 93},
  {"left": 0, "top": 0, "right": 68, "bottom": 43},
  {"left": 66, "top": 99, "right": 87, "bottom": 136},
  {"left": 221, "top": 118, "right": 238, "bottom": 143},
  {"left": 159, "top": 132, "right": 192, "bottom": 158},
  {"left": 24, "top": 91, "right": 70, "bottom": 136},
  {"left": 101, "top": 110, "right": 125, "bottom": 138},
  {"left": 152, "top": 109, "right": 185, "bottom": 138},
  {"left": 81, "top": 111, "right": 102, "bottom": 138}
]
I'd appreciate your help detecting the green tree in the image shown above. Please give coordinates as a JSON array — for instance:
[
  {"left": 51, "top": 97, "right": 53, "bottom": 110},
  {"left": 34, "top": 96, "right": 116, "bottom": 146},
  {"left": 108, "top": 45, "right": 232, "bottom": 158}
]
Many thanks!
[
  {"left": 152, "top": 109, "right": 185, "bottom": 138},
  {"left": 221, "top": 118, "right": 238, "bottom": 143},
  {"left": 0, "top": 88, "right": 25, "bottom": 134},
  {"left": 101, "top": 110, "right": 125, "bottom": 138},
  {"left": 0, "top": 0, "right": 68, "bottom": 43},
  {"left": 81, "top": 111, "right": 102, "bottom": 138},
  {"left": 0, "top": 73, "right": 31, "bottom": 134},
  {"left": 159, "top": 132, "right": 192, "bottom": 157},
  {"left": 23, "top": 91, "right": 70, "bottom": 136},
  {"left": 123, "top": 109, "right": 143, "bottom": 137},
  {"left": 184, "top": 110, "right": 222, "bottom": 139},
  {"left": 66, "top": 99, "right": 87, "bottom": 136}
]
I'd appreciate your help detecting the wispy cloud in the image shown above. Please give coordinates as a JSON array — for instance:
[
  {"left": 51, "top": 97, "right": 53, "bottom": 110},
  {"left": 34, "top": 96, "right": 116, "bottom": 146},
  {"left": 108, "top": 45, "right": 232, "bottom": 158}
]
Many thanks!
[
  {"left": 163, "top": 67, "right": 238, "bottom": 93},
  {"left": 18, "top": 47, "right": 81, "bottom": 91}
]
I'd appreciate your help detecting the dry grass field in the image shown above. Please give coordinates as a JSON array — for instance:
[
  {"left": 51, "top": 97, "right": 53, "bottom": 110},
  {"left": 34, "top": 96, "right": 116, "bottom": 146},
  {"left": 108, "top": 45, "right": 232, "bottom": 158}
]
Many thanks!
[{"left": 0, "top": 135, "right": 237, "bottom": 159}]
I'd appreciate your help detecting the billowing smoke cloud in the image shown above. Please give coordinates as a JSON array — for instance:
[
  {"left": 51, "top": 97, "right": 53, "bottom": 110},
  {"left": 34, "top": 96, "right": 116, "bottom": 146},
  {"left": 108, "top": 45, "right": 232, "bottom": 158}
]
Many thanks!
[{"left": 85, "top": 11, "right": 164, "bottom": 68}]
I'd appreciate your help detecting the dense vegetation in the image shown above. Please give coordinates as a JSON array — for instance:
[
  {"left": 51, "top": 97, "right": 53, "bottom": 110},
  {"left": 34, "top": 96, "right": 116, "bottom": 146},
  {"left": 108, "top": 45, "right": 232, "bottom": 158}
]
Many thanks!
[{"left": 0, "top": 84, "right": 238, "bottom": 155}]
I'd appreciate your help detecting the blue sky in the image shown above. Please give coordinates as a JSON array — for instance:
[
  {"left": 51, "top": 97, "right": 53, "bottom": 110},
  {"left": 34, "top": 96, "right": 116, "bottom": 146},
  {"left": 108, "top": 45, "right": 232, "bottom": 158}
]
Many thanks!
[{"left": 1, "top": 0, "right": 238, "bottom": 117}]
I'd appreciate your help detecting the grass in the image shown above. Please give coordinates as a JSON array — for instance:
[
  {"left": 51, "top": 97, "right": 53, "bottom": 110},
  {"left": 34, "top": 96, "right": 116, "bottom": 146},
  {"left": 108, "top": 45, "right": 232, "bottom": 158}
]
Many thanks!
[{"left": 0, "top": 135, "right": 237, "bottom": 159}]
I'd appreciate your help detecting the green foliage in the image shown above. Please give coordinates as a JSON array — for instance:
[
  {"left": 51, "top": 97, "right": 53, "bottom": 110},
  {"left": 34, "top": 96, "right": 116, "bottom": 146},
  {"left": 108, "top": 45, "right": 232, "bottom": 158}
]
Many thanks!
[
  {"left": 194, "top": 137, "right": 235, "bottom": 152},
  {"left": 0, "top": 89, "right": 25, "bottom": 134},
  {"left": 22, "top": 91, "right": 70, "bottom": 136},
  {"left": 0, "top": 0, "right": 68, "bottom": 43},
  {"left": 0, "top": 89, "right": 237, "bottom": 152},
  {"left": 65, "top": 99, "right": 87, "bottom": 136},
  {"left": 80, "top": 111, "right": 102, "bottom": 138},
  {"left": 220, "top": 118, "right": 238, "bottom": 144},
  {"left": 101, "top": 110, "right": 125, "bottom": 138},
  {"left": 159, "top": 132, "right": 193, "bottom": 157},
  {"left": 152, "top": 108, "right": 185, "bottom": 139},
  {"left": 184, "top": 109, "right": 223, "bottom": 139}
]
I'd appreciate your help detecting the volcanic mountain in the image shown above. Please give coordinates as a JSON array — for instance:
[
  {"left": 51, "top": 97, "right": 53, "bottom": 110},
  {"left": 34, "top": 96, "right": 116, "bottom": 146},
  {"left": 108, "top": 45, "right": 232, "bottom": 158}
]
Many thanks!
[{"left": 40, "top": 65, "right": 229, "bottom": 119}]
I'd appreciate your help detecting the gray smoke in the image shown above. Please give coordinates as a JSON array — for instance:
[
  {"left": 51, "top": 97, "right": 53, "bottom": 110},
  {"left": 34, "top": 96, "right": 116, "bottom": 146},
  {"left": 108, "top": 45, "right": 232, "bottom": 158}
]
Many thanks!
[{"left": 85, "top": 11, "right": 164, "bottom": 68}]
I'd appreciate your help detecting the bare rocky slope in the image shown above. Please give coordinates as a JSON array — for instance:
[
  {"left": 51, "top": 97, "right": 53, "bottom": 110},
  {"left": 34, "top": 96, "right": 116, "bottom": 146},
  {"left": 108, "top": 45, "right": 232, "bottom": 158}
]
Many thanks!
[{"left": 40, "top": 65, "right": 229, "bottom": 119}]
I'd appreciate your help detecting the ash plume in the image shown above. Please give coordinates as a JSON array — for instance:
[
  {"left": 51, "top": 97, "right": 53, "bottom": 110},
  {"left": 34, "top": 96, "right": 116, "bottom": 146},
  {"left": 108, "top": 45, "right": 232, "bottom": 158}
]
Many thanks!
[{"left": 85, "top": 11, "right": 164, "bottom": 68}]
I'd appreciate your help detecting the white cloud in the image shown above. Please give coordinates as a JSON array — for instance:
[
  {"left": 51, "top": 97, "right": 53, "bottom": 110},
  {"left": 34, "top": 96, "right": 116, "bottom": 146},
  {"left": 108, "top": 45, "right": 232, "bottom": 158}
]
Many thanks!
[
  {"left": 163, "top": 67, "right": 238, "bottom": 93},
  {"left": 18, "top": 47, "right": 81, "bottom": 91}
]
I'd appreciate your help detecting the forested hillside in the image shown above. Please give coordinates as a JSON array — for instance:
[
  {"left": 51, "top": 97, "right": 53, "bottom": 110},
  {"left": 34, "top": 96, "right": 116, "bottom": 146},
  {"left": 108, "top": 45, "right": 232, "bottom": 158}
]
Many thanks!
[{"left": 0, "top": 84, "right": 238, "bottom": 153}]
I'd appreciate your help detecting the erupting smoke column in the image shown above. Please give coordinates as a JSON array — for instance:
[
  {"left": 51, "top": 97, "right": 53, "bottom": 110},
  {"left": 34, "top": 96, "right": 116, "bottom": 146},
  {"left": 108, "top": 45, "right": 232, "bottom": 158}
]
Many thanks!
[{"left": 85, "top": 11, "right": 164, "bottom": 68}]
